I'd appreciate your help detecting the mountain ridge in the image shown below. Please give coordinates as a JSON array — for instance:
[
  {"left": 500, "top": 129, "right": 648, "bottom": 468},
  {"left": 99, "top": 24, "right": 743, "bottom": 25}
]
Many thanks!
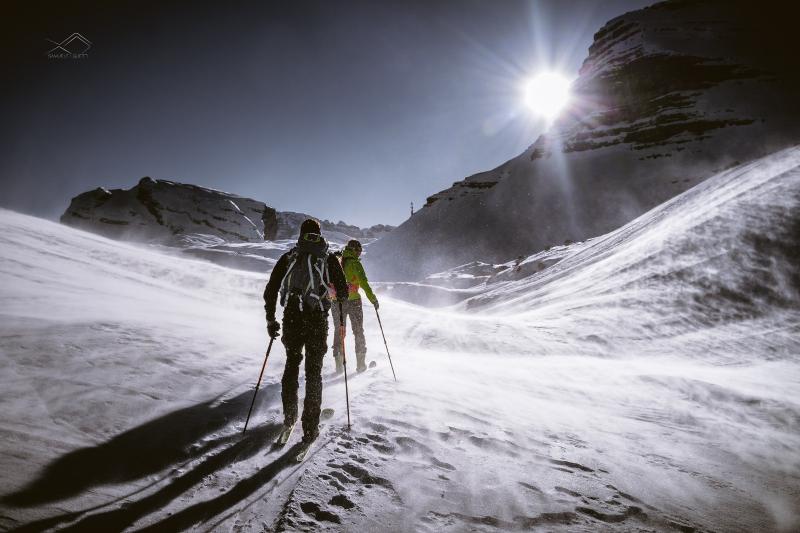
[
  {"left": 61, "top": 176, "right": 394, "bottom": 245},
  {"left": 365, "top": 0, "right": 800, "bottom": 281}
]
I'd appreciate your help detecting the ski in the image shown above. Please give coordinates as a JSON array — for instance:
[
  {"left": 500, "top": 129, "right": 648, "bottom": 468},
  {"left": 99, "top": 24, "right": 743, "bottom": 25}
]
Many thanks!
[
  {"left": 295, "top": 439, "right": 315, "bottom": 462},
  {"left": 275, "top": 422, "right": 296, "bottom": 447},
  {"left": 293, "top": 410, "right": 337, "bottom": 462}
]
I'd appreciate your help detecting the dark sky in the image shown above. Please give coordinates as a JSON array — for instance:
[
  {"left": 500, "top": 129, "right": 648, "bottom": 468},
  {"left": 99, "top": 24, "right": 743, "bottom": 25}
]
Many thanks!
[{"left": 2, "top": 0, "right": 654, "bottom": 227}]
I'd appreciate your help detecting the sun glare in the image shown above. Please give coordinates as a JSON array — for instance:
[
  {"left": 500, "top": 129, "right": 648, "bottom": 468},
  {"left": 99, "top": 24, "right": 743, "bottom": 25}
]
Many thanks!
[{"left": 524, "top": 72, "right": 572, "bottom": 121}]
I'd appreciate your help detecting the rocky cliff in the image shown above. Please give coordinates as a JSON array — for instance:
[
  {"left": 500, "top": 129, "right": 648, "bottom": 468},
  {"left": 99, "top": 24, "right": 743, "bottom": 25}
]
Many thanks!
[
  {"left": 61, "top": 177, "right": 277, "bottom": 244},
  {"left": 61, "top": 178, "right": 395, "bottom": 272},
  {"left": 366, "top": 0, "right": 800, "bottom": 280},
  {"left": 62, "top": 177, "right": 394, "bottom": 246}
]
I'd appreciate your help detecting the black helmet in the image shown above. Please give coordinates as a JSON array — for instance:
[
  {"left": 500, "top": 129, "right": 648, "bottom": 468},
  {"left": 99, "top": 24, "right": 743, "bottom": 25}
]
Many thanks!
[
  {"left": 346, "top": 239, "right": 362, "bottom": 252},
  {"left": 300, "top": 218, "right": 321, "bottom": 236}
]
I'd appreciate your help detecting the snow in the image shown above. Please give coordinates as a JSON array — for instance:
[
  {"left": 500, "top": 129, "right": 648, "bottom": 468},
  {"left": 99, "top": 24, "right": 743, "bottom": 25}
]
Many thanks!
[
  {"left": 229, "top": 200, "right": 265, "bottom": 241},
  {"left": 1, "top": 147, "right": 799, "bottom": 531}
]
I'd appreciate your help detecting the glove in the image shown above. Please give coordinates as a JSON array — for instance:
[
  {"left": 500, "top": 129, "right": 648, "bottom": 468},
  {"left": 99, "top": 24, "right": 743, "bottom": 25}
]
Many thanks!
[
  {"left": 267, "top": 319, "right": 280, "bottom": 339},
  {"left": 372, "top": 299, "right": 379, "bottom": 310}
]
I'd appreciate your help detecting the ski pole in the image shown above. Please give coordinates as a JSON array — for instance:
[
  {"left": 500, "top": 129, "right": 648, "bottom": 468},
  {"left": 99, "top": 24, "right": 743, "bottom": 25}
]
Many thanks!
[
  {"left": 340, "top": 301, "right": 352, "bottom": 430},
  {"left": 243, "top": 337, "right": 274, "bottom": 434},
  {"left": 375, "top": 308, "right": 397, "bottom": 382}
]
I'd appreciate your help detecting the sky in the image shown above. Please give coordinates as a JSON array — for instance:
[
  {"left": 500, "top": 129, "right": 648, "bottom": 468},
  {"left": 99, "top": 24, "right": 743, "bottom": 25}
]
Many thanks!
[{"left": 1, "top": 0, "right": 654, "bottom": 227}]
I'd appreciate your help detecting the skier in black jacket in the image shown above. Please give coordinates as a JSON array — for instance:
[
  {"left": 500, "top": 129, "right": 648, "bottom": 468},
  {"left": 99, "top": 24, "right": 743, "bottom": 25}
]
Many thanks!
[{"left": 263, "top": 218, "right": 349, "bottom": 445}]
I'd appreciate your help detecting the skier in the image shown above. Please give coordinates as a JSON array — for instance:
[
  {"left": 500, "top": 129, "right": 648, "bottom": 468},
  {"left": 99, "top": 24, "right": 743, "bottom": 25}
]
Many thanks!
[
  {"left": 263, "top": 219, "right": 349, "bottom": 447},
  {"left": 331, "top": 239, "right": 379, "bottom": 374}
]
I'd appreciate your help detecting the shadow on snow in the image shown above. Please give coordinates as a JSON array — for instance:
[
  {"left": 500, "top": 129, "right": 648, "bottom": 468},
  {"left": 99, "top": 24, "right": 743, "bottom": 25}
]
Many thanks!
[{"left": 2, "top": 381, "right": 285, "bottom": 532}]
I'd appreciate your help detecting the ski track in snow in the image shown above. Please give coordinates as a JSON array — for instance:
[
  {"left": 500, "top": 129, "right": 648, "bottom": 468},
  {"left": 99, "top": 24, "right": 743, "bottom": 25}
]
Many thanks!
[{"left": 1, "top": 148, "right": 800, "bottom": 532}]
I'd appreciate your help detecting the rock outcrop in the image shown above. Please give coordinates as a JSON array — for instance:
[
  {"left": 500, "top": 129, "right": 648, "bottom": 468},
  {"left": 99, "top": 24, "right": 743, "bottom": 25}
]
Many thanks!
[
  {"left": 62, "top": 177, "right": 276, "bottom": 244},
  {"left": 366, "top": 0, "right": 800, "bottom": 280},
  {"left": 275, "top": 212, "right": 393, "bottom": 242},
  {"left": 61, "top": 178, "right": 395, "bottom": 272}
]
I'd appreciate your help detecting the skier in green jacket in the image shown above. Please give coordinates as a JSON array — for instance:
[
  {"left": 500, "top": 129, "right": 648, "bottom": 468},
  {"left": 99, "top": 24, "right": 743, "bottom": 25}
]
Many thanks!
[{"left": 331, "top": 239, "right": 378, "bottom": 373}]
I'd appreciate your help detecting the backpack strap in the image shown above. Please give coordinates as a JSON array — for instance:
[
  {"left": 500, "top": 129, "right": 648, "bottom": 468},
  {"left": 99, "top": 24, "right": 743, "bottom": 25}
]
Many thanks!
[
  {"left": 322, "top": 257, "right": 331, "bottom": 287},
  {"left": 279, "top": 249, "right": 298, "bottom": 307},
  {"left": 306, "top": 254, "right": 315, "bottom": 293},
  {"left": 314, "top": 258, "right": 330, "bottom": 301},
  {"left": 307, "top": 256, "right": 330, "bottom": 311}
]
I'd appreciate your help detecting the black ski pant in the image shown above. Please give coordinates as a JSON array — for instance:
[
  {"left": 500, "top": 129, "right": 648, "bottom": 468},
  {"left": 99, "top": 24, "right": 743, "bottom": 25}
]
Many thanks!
[{"left": 281, "top": 300, "right": 329, "bottom": 441}]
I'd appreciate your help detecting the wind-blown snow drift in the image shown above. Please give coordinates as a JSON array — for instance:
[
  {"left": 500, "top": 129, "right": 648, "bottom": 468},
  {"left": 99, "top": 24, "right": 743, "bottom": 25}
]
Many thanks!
[
  {"left": 1, "top": 148, "right": 799, "bottom": 531},
  {"left": 463, "top": 145, "right": 800, "bottom": 354}
]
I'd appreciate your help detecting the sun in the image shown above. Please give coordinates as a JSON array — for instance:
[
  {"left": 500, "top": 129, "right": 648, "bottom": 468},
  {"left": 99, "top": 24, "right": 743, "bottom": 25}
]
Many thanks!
[{"left": 523, "top": 72, "right": 572, "bottom": 121}]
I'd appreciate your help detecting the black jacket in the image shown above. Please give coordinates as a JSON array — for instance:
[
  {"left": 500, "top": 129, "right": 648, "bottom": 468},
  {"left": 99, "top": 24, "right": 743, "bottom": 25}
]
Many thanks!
[{"left": 263, "top": 249, "right": 348, "bottom": 321}]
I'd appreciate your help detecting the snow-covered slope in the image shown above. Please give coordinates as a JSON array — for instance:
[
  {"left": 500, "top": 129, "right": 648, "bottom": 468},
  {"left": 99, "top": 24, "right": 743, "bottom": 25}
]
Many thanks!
[
  {"left": 466, "top": 144, "right": 800, "bottom": 323},
  {"left": 367, "top": 0, "right": 800, "bottom": 280},
  {"left": 375, "top": 241, "right": 594, "bottom": 307},
  {"left": 1, "top": 148, "right": 798, "bottom": 532}
]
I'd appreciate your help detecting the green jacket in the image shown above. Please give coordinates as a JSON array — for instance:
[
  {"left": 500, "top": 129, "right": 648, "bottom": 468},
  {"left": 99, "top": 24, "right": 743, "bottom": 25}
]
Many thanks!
[{"left": 341, "top": 248, "right": 377, "bottom": 305}]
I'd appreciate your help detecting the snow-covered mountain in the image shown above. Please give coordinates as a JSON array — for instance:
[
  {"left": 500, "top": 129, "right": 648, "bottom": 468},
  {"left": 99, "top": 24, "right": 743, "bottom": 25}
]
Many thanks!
[
  {"left": 62, "top": 177, "right": 276, "bottom": 244},
  {"left": 1, "top": 145, "right": 798, "bottom": 532},
  {"left": 61, "top": 177, "right": 393, "bottom": 272},
  {"left": 366, "top": 0, "right": 800, "bottom": 280},
  {"left": 275, "top": 211, "right": 393, "bottom": 243}
]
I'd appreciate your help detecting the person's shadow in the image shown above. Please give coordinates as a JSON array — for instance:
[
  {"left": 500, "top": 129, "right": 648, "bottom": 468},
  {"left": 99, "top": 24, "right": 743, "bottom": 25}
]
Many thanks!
[
  {"left": 8, "top": 424, "right": 304, "bottom": 533},
  {"left": 131, "top": 437, "right": 329, "bottom": 533},
  {"left": 2, "top": 380, "right": 284, "bottom": 531}
]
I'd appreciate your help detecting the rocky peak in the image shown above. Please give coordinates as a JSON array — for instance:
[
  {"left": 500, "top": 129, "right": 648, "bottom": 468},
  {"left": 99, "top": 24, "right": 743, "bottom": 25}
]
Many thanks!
[
  {"left": 62, "top": 177, "right": 278, "bottom": 244},
  {"left": 365, "top": 0, "right": 800, "bottom": 281},
  {"left": 274, "top": 212, "right": 394, "bottom": 242},
  {"left": 539, "top": 0, "right": 784, "bottom": 159},
  {"left": 61, "top": 178, "right": 395, "bottom": 250}
]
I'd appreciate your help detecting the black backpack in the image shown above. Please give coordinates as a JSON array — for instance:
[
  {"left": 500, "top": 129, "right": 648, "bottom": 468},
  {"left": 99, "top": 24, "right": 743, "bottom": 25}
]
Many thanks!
[{"left": 279, "top": 233, "right": 332, "bottom": 312}]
